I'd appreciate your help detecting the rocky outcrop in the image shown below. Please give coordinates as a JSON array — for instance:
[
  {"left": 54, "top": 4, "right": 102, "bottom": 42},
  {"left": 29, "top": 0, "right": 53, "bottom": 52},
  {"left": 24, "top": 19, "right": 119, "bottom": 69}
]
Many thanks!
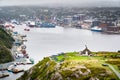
[
  {"left": 18, "top": 53, "right": 117, "bottom": 80},
  {"left": 18, "top": 57, "right": 94, "bottom": 80}
]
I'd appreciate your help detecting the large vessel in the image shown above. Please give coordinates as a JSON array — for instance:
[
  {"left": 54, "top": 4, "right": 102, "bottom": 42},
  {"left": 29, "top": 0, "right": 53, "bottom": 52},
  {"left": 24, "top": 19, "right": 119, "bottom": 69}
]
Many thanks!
[
  {"left": 91, "top": 26, "right": 102, "bottom": 32},
  {"left": 36, "top": 22, "right": 56, "bottom": 28}
]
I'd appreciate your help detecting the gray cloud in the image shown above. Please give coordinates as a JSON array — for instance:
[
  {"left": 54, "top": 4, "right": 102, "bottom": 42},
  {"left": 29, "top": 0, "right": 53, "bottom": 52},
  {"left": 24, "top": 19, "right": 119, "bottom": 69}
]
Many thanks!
[{"left": 0, "top": 0, "right": 120, "bottom": 7}]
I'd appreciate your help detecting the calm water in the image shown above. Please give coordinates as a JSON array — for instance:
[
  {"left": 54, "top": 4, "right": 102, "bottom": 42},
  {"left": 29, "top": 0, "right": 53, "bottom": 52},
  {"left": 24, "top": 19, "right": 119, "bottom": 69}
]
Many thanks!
[
  {"left": 1, "top": 24, "right": 120, "bottom": 80},
  {"left": 24, "top": 26, "right": 120, "bottom": 63},
  {"left": 16, "top": 24, "right": 120, "bottom": 63}
]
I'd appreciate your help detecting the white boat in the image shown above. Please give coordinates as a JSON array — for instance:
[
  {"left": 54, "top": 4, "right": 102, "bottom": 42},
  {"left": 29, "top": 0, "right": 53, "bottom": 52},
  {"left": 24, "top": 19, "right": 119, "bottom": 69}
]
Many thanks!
[
  {"left": 7, "top": 64, "right": 24, "bottom": 73},
  {"left": 91, "top": 26, "right": 102, "bottom": 32}
]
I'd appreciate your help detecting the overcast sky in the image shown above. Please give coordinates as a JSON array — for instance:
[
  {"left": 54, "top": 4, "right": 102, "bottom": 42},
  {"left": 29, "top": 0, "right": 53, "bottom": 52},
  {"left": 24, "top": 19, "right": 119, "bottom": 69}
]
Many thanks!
[{"left": 0, "top": 0, "right": 120, "bottom": 7}]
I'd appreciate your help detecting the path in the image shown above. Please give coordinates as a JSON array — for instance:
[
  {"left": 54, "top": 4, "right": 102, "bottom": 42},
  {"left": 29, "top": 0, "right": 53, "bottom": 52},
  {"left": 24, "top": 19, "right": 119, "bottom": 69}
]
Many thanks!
[{"left": 109, "top": 65, "right": 120, "bottom": 79}]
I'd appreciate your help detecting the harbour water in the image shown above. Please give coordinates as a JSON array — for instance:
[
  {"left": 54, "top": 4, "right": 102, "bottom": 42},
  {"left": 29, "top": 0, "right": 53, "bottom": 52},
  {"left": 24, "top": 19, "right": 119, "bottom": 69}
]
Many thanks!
[
  {"left": 1, "top": 24, "right": 120, "bottom": 80},
  {"left": 15, "top": 24, "right": 120, "bottom": 63},
  {"left": 23, "top": 25, "right": 120, "bottom": 63}
]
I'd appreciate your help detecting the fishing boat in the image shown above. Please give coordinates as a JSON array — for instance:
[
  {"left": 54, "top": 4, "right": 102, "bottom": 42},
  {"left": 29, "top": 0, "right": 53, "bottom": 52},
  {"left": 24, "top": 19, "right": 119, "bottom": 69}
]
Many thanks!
[{"left": 91, "top": 26, "right": 102, "bottom": 32}]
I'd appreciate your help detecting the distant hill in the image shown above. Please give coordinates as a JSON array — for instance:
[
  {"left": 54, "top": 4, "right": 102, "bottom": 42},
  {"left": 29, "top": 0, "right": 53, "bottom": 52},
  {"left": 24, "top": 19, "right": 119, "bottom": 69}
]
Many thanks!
[
  {"left": 0, "top": 26, "right": 14, "bottom": 63},
  {"left": 18, "top": 52, "right": 120, "bottom": 80}
]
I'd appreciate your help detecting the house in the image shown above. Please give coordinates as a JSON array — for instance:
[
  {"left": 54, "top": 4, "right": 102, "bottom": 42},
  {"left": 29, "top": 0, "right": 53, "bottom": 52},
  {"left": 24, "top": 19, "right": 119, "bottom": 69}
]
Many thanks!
[{"left": 80, "top": 46, "right": 92, "bottom": 56}]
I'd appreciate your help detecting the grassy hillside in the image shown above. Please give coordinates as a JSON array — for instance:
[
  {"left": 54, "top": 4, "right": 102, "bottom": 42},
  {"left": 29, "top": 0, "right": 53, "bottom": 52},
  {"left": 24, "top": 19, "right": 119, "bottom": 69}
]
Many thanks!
[
  {"left": 0, "top": 26, "right": 14, "bottom": 63},
  {"left": 0, "top": 26, "right": 14, "bottom": 49},
  {"left": 0, "top": 46, "right": 14, "bottom": 63},
  {"left": 18, "top": 52, "right": 120, "bottom": 80}
]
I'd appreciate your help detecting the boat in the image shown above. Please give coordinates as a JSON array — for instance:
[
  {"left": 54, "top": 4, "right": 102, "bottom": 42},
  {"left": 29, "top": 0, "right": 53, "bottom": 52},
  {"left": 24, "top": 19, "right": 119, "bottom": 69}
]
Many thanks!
[
  {"left": 12, "top": 68, "right": 24, "bottom": 73},
  {"left": 22, "top": 39, "right": 27, "bottom": 42},
  {"left": 36, "top": 22, "right": 56, "bottom": 28},
  {"left": 24, "top": 28, "right": 30, "bottom": 31},
  {"left": 21, "top": 34, "right": 27, "bottom": 37},
  {"left": 7, "top": 64, "right": 24, "bottom": 73},
  {"left": 91, "top": 26, "right": 102, "bottom": 32},
  {"left": 7, "top": 64, "right": 16, "bottom": 72}
]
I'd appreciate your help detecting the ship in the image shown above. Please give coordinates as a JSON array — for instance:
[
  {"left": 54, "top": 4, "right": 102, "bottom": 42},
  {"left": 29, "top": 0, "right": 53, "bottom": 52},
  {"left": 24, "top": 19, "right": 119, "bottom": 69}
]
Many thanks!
[
  {"left": 91, "top": 26, "right": 102, "bottom": 32},
  {"left": 36, "top": 22, "right": 56, "bottom": 28}
]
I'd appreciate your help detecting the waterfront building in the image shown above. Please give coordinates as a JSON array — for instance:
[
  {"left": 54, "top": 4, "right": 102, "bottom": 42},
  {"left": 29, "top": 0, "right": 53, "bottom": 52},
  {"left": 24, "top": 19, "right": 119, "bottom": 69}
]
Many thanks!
[
  {"left": 72, "top": 14, "right": 86, "bottom": 21},
  {"left": 63, "top": 16, "right": 72, "bottom": 25},
  {"left": 91, "top": 21, "right": 101, "bottom": 27},
  {"left": 81, "top": 20, "right": 92, "bottom": 29},
  {"left": 102, "top": 26, "right": 120, "bottom": 34}
]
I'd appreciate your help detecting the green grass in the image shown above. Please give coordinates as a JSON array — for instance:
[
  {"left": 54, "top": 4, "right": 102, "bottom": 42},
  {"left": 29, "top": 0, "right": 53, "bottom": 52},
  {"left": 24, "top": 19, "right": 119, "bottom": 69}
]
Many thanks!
[
  {"left": 18, "top": 57, "right": 57, "bottom": 80},
  {"left": 18, "top": 51, "right": 120, "bottom": 80},
  {"left": 54, "top": 52, "right": 105, "bottom": 62},
  {"left": 56, "top": 52, "right": 90, "bottom": 62},
  {"left": 0, "top": 46, "right": 14, "bottom": 63},
  {"left": 51, "top": 51, "right": 120, "bottom": 79}
]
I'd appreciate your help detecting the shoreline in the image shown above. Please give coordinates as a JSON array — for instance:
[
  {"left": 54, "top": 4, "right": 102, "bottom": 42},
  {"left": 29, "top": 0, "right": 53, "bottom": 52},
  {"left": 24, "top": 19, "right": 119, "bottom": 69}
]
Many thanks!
[{"left": 0, "top": 25, "right": 34, "bottom": 79}]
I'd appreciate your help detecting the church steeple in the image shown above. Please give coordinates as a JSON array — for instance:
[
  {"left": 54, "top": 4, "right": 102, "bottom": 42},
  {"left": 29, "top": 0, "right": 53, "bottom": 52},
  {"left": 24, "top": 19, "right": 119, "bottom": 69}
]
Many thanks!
[
  {"left": 85, "top": 45, "right": 87, "bottom": 49},
  {"left": 80, "top": 45, "right": 91, "bottom": 56}
]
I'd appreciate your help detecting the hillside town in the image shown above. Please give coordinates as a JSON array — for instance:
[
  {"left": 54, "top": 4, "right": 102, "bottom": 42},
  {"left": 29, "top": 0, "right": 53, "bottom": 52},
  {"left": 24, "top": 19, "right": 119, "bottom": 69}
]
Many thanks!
[{"left": 0, "top": 7, "right": 120, "bottom": 34}]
